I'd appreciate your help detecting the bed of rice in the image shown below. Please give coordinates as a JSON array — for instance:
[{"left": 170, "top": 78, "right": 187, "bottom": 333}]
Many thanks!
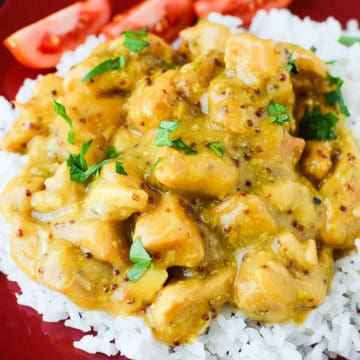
[{"left": 1, "top": 9, "right": 360, "bottom": 360}]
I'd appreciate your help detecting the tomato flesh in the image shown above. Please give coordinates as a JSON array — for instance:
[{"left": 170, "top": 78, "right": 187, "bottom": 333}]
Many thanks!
[
  {"left": 102, "top": 0, "right": 195, "bottom": 43},
  {"left": 3, "top": 0, "right": 111, "bottom": 69},
  {"left": 194, "top": 0, "right": 293, "bottom": 26}
]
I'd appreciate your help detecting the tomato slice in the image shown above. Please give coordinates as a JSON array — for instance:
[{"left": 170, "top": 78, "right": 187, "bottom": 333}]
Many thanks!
[
  {"left": 102, "top": 0, "right": 195, "bottom": 43},
  {"left": 3, "top": 0, "right": 111, "bottom": 69},
  {"left": 193, "top": 0, "right": 293, "bottom": 26}
]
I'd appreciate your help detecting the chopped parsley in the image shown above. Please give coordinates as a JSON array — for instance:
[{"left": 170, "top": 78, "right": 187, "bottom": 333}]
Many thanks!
[
  {"left": 325, "top": 73, "right": 350, "bottom": 117},
  {"left": 147, "top": 157, "right": 162, "bottom": 172},
  {"left": 162, "top": 59, "right": 176, "bottom": 69},
  {"left": 325, "top": 60, "right": 337, "bottom": 65},
  {"left": 51, "top": 97, "right": 75, "bottom": 144},
  {"left": 299, "top": 105, "right": 339, "bottom": 140},
  {"left": 286, "top": 53, "right": 299, "bottom": 74},
  {"left": 126, "top": 237, "right": 154, "bottom": 282},
  {"left": 338, "top": 36, "right": 360, "bottom": 47},
  {"left": 267, "top": 100, "right": 291, "bottom": 126},
  {"left": 310, "top": 46, "right": 317, "bottom": 53},
  {"left": 123, "top": 29, "right": 150, "bottom": 52},
  {"left": 81, "top": 56, "right": 127, "bottom": 82},
  {"left": 107, "top": 146, "right": 124, "bottom": 159},
  {"left": 193, "top": 61, "right": 202, "bottom": 71},
  {"left": 155, "top": 121, "right": 197, "bottom": 155},
  {"left": 208, "top": 142, "right": 226, "bottom": 158},
  {"left": 67, "top": 140, "right": 127, "bottom": 183}
]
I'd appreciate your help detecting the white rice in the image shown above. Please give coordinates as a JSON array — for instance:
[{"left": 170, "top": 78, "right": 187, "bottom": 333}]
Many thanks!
[{"left": 1, "top": 8, "right": 360, "bottom": 360}]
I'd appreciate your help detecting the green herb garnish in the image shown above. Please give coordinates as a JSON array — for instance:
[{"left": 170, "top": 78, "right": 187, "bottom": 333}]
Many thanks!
[
  {"left": 310, "top": 46, "right": 317, "bottom": 53},
  {"left": 107, "top": 146, "right": 124, "bottom": 159},
  {"left": 123, "top": 29, "right": 150, "bottom": 53},
  {"left": 147, "top": 157, "right": 162, "bottom": 172},
  {"left": 155, "top": 121, "right": 197, "bottom": 155},
  {"left": 115, "top": 161, "right": 127, "bottom": 175},
  {"left": 51, "top": 97, "right": 75, "bottom": 144},
  {"left": 208, "top": 142, "right": 226, "bottom": 158},
  {"left": 126, "top": 237, "right": 154, "bottom": 282},
  {"left": 193, "top": 61, "right": 202, "bottom": 71},
  {"left": 339, "top": 36, "right": 360, "bottom": 47},
  {"left": 67, "top": 141, "right": 127, "bottom": 183},
  {"left": 325, "top": 73, "right": 350, "bottom": 116},
  {"left": 299, "top": 105, "right": 339, "bottom": 140},
  {"left": 286, "top": 53, "right": 299, "bottom": 74},
  {"left": 325, "top": 60, "right": 337, "bottom": 65},
  {"left": 162, "top": 60, "right": 176, "bottom": 69},
  {"left": 267, "top": 100, "right": 291, "bottom": 126},
  {"left": 81, "top": 56, "right": 126, "bottom": 82}
]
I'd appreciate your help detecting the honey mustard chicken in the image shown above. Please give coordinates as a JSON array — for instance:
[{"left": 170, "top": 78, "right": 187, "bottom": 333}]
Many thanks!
[{"left": 1, "top": 21, "right": 360, "bottom": 346}]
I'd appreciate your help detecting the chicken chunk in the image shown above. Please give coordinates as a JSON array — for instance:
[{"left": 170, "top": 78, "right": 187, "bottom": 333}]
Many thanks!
[
  {"left": 134, "top": 193, "right": 204, "bottom": 267},
  {"left": 52, "top": 220, "right": 130, "bottom": 267},
  {"left": 234, "top": 237, "right": 333, "bottom": 322},
  {"left": 148, "top": 268, "right": 234, "bottom": 345},
  {"left": 1, "top": 74, "right": 63, "bottom": 153},
  {"left": 260, "top": 179, "right": 321, "bottom": 240},
  {"left": 300, "top": 140, "right": 333, "bottom": 183},
  {"left": 154, "top": 147, "right": 239, "bottom": 199},
  {"left": 179, "top": 20, "right": 231, "bottom": 59},
  {"left": 320, "top": 130, "right": 360, "bottom": 249},
  {"left": 31, "top": 162, "right": 84, "bottom": 213},
  {"left": 84, "top": 161, "right": 149, "bottom": 221},
  {"left": 202, "top": 192, "right": 277, "bottom": 246}
]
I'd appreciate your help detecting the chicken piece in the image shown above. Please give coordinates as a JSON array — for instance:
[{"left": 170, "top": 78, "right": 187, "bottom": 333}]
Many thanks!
[
  {"left": 110, "top": 267, "right": 168, "bottom": 316},
  {"left": 202, "top": 192, "right": 277, "bottom": 246},
  {"left": 0, "top": 174, "right": 45, "bottom": 222},
  {"left": 272, "top": 232, "right": 318, "bottom": 271},
  {"left": 154, "top": 147, "right": 239, "bottom": 199},
  {"left": 127, "top": 71, "right": 193, "bottom": 133},
  {"left": 320, "top": 130, "right": 360, "bottom": 249},
  {"left": 11, "top": 222, "right": 114, "bottom": 310},
  {"left": 1, "top": 74, "right": 63, "bottom": 153},
  {"left": 225, "top": 34, "right": 287, "bottom": 89},
  {"left": 234, "top": 240, "right": 333, "bottom": 322},
  {"left": 175, "top": 50, "right": 224, "bottom": 99},
  {"left": 31, "top": 162, "right": 84, "bottom": 213},
  {"left": 148, "top": 268, "right": 234, "bottom": 345},
  {"left": 260, "top": 179, "right": 321, "bottom": 240},
  {"left": 52, "top": 220, "right": 130, "bottom": 267},
  {"left": 300, "top": 140, "right": 333, "bottom": 183},
  {"left": 134, "top": 193, "right": 204, "bottom": 267},
  {"left": 179, "top": 20, "right": 231, "bottom": 60},
  {"left": 84, "top": 161, "right": 149, "bottom": 221}
]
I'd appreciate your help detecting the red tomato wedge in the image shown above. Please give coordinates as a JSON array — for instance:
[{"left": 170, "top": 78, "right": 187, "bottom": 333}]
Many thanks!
[
  {"left": 102, "top": 0, "right": 195, "bottom": 43},
  {"left": 194, "top": 0, "right": 293, "bottom": 26},
  {"left": 3, "top": 0, "right": 111, "bottom": 69}
]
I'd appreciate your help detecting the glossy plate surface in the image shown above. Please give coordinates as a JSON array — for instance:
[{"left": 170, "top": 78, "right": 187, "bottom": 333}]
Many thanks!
[{"left": 0, "top": 0, "right": 359, "bottom": 359}]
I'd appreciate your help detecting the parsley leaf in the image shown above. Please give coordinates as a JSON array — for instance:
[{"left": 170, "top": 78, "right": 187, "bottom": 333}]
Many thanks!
[
  {"left": 126, "top": 237, "right": 154, "bottom": 282},
  {"left": 81, "top": 56, "right": 127, "bottom": 82},
  {"left": 107, "top": 146, "right": 124, "bottom": 159},
  {"left": 147, "top": 157, "right": 162, "bottom": 172},
  {"left": 208, "top": 142, "right": 226, "bottom": 158},
  {"left": 123, "top": 29, "right": 150, "bottom": 52},
  {"left": 267, "top": 100, "right": 291, "bottom": 126},
  {"left": 299, "top": 105, "right": 339, "bottom": 140},
  {"left": 325, "top": 73, "right": 350, "bottom": 117},
  {"left": 115, "top": 161, "right": 127, "bottom": 175},
  {"left": 339, "top": 36, "right": 360, "bottom": 47},
  {"left": 51, "top": 97, "right": 75, "bottom": 145},
  {"left": 162, "top": 60, "right": 176, "bottom": 69},
  {"left": 310, "top": 46, "right": 317, "bottom": 53},
  {"left": 286, "top": 53, "right": 299, "bottom": 74},
  {"left": 156, "top": 121, "right": 197, "bottom": 155},
  {"left": 193, "top": 61, "right": 202, "bottom": 71}
]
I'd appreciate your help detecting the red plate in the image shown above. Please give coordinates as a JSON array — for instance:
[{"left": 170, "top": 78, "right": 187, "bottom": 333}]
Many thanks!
[{"left": 0, "top": 1, "right": 359, "bottom": 359}]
